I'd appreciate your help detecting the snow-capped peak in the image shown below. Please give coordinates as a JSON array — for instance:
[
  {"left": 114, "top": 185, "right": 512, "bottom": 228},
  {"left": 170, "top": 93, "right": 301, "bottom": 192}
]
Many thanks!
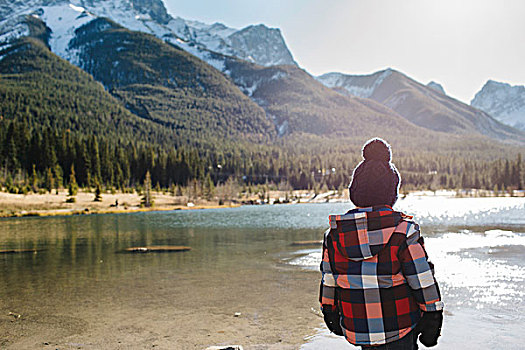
[
  {"left": 225, "top": 24, "right": 296, "bottom": 66},
  {"left": 427, "top": 81, "right": 446, "bottom": 95},
  {"left": 0, "top": 0, "right": 297, "bottom": 69},
  {"left": 471, "top": 80, "right": 525, "bottom": 131}
]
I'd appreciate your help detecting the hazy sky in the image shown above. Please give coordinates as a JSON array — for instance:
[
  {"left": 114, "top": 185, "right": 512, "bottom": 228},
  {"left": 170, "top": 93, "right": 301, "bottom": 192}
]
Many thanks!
[{"left": 163, "top": 0, "right": 525, "bottom": 103}]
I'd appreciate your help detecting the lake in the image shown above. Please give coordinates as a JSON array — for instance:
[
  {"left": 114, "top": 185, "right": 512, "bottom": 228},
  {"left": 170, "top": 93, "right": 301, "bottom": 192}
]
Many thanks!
[{"left": 1, "top": 195, "right": 524, "bottom": 349}]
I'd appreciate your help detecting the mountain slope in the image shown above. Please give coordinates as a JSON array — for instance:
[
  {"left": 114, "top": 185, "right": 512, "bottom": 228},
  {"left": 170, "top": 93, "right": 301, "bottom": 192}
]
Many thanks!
[
  {"left": 68, "top": 18, "right": 275, "bottom": 142},
  {"left": 0, "top": 35, "right": 164, "bottom": 142},
  {"left": 471, "top": 80, "right": 525, "bottom": 131},
  {"left": 224, "top": 60, "right": 435, "bottom": 140},
  {"left": 317, "top": 70, "right": 525, "bottom": 142}
]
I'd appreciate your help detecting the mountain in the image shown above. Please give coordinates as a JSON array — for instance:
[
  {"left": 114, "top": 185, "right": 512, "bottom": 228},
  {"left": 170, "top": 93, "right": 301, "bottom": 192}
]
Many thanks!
[
  {"left": 225, "top": 24, "right": 296, "bottom": 66},
  {"left": 427, "top": 81, "right": 445, "bottom": 95},
  {"left": 317, "top": 69, "right": 525, "bottom": 142},
  {"left": 0, "top": 15, "right": 277, "bottom": 149},
  {"left": 68, "top": 17, "right": 275, "bottom": 142},
  {"left": 471, "top": 80, "right": 525, "bottom": 131},
  {"left": 2, "top": 0, "right": 525, "bottom": 146},
  {"left": 0, "top": 1, "right": 429, "bottom": 142},
  {"left": 3, "top": 0, "right": 522, "bottom": 144},
  {"left": 67, "top": 14, "right": 430, "bottom": 142},
  {"left": 0, "top": 0, "right": 296, "bottom": 68},
  {"left": 225, "top": 60, "right": 429, "bottom": 139}
]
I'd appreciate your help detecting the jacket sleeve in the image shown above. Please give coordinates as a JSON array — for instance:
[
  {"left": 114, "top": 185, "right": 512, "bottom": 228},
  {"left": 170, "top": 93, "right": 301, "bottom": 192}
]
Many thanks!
[
  {"left": 319, "top": 228, "right": 337, "bottom": 311},
  {"left": 398, "top": 222, "right": 444, "bottom": 312}
]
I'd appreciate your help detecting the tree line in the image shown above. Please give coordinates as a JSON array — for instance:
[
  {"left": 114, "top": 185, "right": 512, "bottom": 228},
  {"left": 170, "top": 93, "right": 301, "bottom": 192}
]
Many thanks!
[{"left": 0, "top": 120, "right": 523, "bottom": 195}]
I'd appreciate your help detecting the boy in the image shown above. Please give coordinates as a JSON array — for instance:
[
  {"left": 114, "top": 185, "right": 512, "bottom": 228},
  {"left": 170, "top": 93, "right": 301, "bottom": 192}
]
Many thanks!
[{"left": 319, "top": 138, "right": 443, "bottom": 349}]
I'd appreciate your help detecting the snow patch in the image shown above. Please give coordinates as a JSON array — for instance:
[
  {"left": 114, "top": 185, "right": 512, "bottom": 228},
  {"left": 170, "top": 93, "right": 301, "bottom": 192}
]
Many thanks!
[
  {"left": 267, "top": 114, "right": 289, "bottom": 136},
  {"left": 69, "top": 4, "right": 85, "bottom": 13},
  {"left": 270, "top": 71, "right": 287, "bottom": 81},
  {"left": 168, "top": 38, "right": 225, "bottom": 72},
  {"left": 317, "top": 69, "right": 392, "bottom": 98},
  {"left": 40, "top": 4, "right": 95, "bottom": 61},
  {"left": 243, "top": 82, "right": 259, "bottom": 97},
  {"left": 135, "top": 14, "right": 152, "bottom": 21},
  {"left": 278, "top": 120, "right": 289, "bottom": 136},
  {"left": 385, "top": 92, "right": 409, "bottom": 109},
  {"left": 0, "top": 18, "right": 30, "bottom": 45}
]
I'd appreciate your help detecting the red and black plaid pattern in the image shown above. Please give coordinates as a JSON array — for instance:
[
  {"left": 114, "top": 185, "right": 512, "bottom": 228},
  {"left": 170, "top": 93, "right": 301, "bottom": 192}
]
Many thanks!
[{"left": 319, "top": 205, "right": 443, "bottom": 346}]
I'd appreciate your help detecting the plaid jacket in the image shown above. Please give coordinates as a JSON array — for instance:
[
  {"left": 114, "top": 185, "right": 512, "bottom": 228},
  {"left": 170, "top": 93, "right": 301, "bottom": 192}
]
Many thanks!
[{"left": 319, "top": 205, "right": 443, "bottom": 346}]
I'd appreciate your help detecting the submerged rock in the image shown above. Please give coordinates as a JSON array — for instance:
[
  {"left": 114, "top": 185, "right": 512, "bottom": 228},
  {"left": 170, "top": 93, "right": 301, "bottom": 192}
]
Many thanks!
[{"left": 122, "top": 246, "right": 191, "bottom": 253}]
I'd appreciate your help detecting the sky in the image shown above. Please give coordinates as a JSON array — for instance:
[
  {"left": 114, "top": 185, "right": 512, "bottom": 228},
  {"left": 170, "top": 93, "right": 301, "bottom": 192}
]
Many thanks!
[{"left": 163, "top": 0, "right": 525, "bottom": 104}]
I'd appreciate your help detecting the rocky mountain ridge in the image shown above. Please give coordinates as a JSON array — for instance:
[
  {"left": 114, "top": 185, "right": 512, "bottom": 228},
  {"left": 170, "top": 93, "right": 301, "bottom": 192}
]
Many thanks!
[
  {"left": 316, "top": 70, "right": 524, "bottom": 141},
  {"left": 0, "top": 0, "right": 524, "bottom": 145},
  {"left": 471, "top": 80, "right": 525, "bottom": 131},
  {"left": 0, "top": 0, "right": 297, "bottom": 68}
]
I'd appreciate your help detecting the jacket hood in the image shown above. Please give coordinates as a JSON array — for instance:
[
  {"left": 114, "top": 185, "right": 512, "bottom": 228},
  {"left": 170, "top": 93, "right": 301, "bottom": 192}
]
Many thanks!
[{"left": 328, "top": 206, "right": 405, "bottom": 261}]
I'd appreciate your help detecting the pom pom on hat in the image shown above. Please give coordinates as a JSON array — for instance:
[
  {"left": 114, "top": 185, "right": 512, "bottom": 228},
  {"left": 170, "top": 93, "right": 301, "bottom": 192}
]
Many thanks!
[{"left": 362, "top": 138, "right": 391, "bottom": 162}]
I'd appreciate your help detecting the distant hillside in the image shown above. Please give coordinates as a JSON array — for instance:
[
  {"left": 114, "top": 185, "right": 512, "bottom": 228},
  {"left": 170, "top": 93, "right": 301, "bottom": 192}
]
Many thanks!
[
  {"left": 225, "top": 59, "right": 431, "bottom": 139},
  {"left": 317, "top": 69, "right": 525, "bottom": 142},
  {"left": 471, "top": 80, "right": 525, "bottom": 131}
]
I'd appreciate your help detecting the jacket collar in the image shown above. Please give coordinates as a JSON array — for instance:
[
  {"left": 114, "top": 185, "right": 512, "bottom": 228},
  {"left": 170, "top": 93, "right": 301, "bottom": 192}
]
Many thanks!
[{"left": 347, "top": 205, "right": 393, "bottom": 214}]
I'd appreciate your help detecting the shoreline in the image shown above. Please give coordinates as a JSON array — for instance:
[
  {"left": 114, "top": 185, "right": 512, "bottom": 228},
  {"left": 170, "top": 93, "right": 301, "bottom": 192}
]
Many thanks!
[
  {"left": 0, "top": 203, "right": 239, "bottom": 219},
  {"left": 0, "top": 190, "right": 242, "bottom": 219},
  {"left": 0, "top": 188, "right": 522, "bottom": 219}
]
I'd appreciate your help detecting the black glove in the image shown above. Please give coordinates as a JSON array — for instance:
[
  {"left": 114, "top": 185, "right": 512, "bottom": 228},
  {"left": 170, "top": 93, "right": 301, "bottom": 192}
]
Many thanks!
[
  {"left": 322, "top": 308, "right": 344, "bottom": 336},
  {"left": 417, "top": 310, "right": 443, "bottom": 347}
]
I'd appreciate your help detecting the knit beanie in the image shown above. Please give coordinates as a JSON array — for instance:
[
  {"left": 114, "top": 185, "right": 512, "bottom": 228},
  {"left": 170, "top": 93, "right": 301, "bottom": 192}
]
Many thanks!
[{"left": 349, "top": 138, "right": 401, "bottom": 207}]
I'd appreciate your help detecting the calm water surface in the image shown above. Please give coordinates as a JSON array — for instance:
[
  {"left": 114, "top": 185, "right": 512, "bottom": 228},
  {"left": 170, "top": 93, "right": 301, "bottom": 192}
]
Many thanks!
[{"left": 1, "top": 196, "right": 525, "bottom": 349}]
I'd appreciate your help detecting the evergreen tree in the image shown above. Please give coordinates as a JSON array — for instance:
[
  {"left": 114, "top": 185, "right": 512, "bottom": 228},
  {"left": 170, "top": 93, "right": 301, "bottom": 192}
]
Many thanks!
[
  {"left": 54, "top": 164, "right": 63, "bottom": 192},
  {"left": 503, "top": 160, "right": 511, "bottom": 188},
  {"left": 516, "top": 154, "right": 523, "bottom": 190},
  {"left": 5, "top": 173, "right": 15, "bottom": 193},
  {"left": 6, "top": 137, "right": 18, "bottom": 171},
  {"left": 461, "top": 172, "right": 469, "bottom": 189},
  {"left": 141, "top": 171, "right": 153, "bottom": 207},
  {"left": 203, "top": 173, "right": 215, "bottom": 200},
  {"left": 44, "top": 167, "right": 54, "bottom": 193},
  {"left": 90, "top": 137, "right": 102, "bottom": 185},
  {"left": 30, "top": 164, "right": 38, "bottom": 193},
  {"left": 68, "top": 164, "right": 78, "bottom": 197},
  {"left": 94, "top": 180, "right": 102, "bottom": 202}
]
